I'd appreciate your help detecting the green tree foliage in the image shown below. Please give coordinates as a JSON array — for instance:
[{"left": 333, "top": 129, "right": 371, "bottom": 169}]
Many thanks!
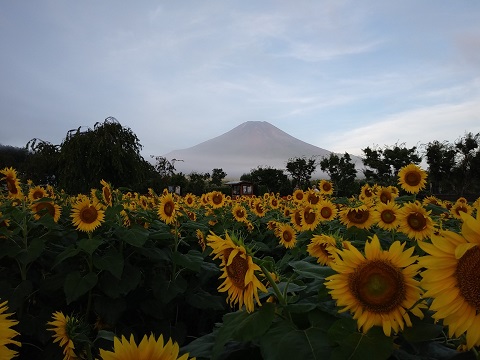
[
  {"left": 424, "top": 132, "right": 480, "bottom": 196},
  {"left": 242, "top": 166, "right": 292, "bottom": 195},
  {"left": 0, "top": 144, "right": 28, "bottom": 169},
  {"left": 362, "top": 144, "right": 422, "bottom": 186},
  {"left": 424, "top": 140, "right": 456, "bottom": 194},
  {"left": 58, "top": 117, "right": 153, "bottom": 194},
  {"left": 210, "top": 168, "right": 227, "bottom": 187},
  {"left": 285, "top": 156, "right": 317, "bottom": 190},
  {"left": 23, "top": 138, "right": 61, "bottom": 186},
  {"left": 185, "top": 172, "right": 210, "bottom": 195},
  {"left": 319, "top": 153, "right": 358, "bottom": 196}
]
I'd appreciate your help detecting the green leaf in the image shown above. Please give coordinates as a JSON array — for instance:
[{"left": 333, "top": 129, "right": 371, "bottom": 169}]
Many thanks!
[
  {"left": 260, "top": 319, "right": 332, "bottom": 360},
  {"left": 52, "top": 245, "right": 80, "bottom": 268},
  {"left": 77, "top": 237, "right": 103, "bottom": 255},
  {"left": 95, "top": 330, "right": 116, "bottom": 343},
  {"left": 153, "top": 275, "right": 188, "bottom": 304},
  {"left": 64, "top": 271, "right": 98, "bottom": 304},
  {"left": 117, "top": 226, "right": 149, "bottom": 247},
  {"left": 181, "top": 332, "right": 217, "bottom": 359},
  {"left": 402, "top": 316, "right": 444, "bottom": 343},
  {"left": 17, "top": 238, "right": 45, "bottom": 265},
  {"left": 94, "top": 296, "right": 126, "bottom": 325},
  {"left": 213, "top": 304, "right": 275, "bottom": 359},
  {"left": 98, "top": 264, "right": 141, "bottom": 298},
  {"left": 186, "top": 289, "right": 225, "bottom": 311},
  {"left": 9, "top": 280, "right": 33, "bottom": 311},
  {"left": 328, "top": 319, "right": 394, "bottom": 360},
  {"left": 93, "top": 249, "right": 124, "bottom": 279},
  {"left": 289, "top": 260, "right": 335, "bottom": 279},
  {"left": 171, "top": 250, "right": 204, "bottom": 272}
]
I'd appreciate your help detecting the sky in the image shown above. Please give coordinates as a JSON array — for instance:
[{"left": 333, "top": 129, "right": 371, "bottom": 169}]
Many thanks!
[{"left": 1, "top": 1, "right": 480, "bottom": 161}]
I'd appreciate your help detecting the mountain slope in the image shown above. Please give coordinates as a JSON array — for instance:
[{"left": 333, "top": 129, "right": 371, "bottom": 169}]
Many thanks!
[{"left": 163, "top": 121, "right": 359, "bottom": 179}]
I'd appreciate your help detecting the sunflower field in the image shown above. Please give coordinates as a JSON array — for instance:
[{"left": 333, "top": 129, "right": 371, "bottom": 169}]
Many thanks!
[{"left": 1, "top": 165, "right": 480, "bottom": 360}]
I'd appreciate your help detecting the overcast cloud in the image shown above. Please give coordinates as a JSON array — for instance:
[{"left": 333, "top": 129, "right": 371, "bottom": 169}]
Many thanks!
[{"left": 1, "top": 1, "right": 479, "bottom": 160}]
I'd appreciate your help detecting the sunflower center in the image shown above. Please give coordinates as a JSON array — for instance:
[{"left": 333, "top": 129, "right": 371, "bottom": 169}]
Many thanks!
[
  {"left": 350, "top": 260, "right": 405, "bottom": 313},
  {"left": 6, "top": 179, "right": 18, "bottom": 194},
  {"left": 322, "top": 183, "right": 332, "bottom": 192},
  {"left": 405, "top": 171, "right": 421, "bottom": 186},
  {"left": 321, "top": 207, "right": 333, "bottom": 219},
  {"left": 224, "top": 249, "right": 248, "bottom": 290},
  {"left": 293, "top": 211, "right": 302, "bottom": 227},
  {"left": 33, "top": 190, "right": 45, "bottom": 199},
  {"left": 407, "top": 212, "right": 427, "bottom": 231},
  {"left": 282, "top": 231, "right": 293, "bottom": 242},
  {"left": 380, "top": 210, "right": 396, "bottom": 224},
  {"left": 303, "top": 207, "right": 316, "bottom": 224},
  {"left": 456, "top": 246, "right": 480, "bottom": 311},
  {"left": 347, "top": 209, "right": 370, "bottom": 224},
  {"left": 380, "top": 192, "right": 392, "bottom": 204},
  {"left": 455, "top": 205, "right": 468, "bottom": 216},
  {"left": 80, "top": 206, "right": 99, "bottom": 224},
  {"left": 36, "top": 202, "right": 55, "bottom": 217},
  {"left": 236, "top": 209, "right": 245, "bottom": 218},
  {"left": 212, "top": 193, "right": 223, "bottom": 205},
  {"left": 164, "top": 201, "right": 174, "bottom": 216}
]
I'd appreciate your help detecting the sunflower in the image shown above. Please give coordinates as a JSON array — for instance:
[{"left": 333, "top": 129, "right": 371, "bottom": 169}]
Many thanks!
[
  {"left": 268, "top": 196, "right": 280, "bottom": 209},
  {"left": 373, "top": 201, "right": 400, "bottom": 231},
  {"left": 0, "top": 300, "right": 21, "bottom": 359},
  {"left": 450, "top": 201, "right": 473, "bottom": 220},
  {"left": 317, "top": 199, "right": 338, "bottom": 222},
  {"left": 0, "top": 167, "right": 23, "bottom": 199},
  {"left": 307, "top": 234, "right": 338, "bottom": 266},
  {"left": 292, "top": 189, "right": 305, "bottom": 203},
  {"left": 290, "top": 208, "right": 304, "bottom": 232},
  {"left": 207, "top": 232, "right": 267, "bottom": 313},
  {"left": 183, "top": 193, "right": 196, "bottom": 207},
  {"left": 158, "top": 192, "right": 177, "bottom": 225},
  {"left": 339, "top": 204, "right": 375, "bottom": 230},
  {"left": 397, "top": 202, "right": 434, "bottom": 241},
  {"left": 397, "top": 163, "right": 427, "bottom": 194},
  {"left": 422, "top": 195, "right": 443, "bottom": 208},
  {"left": 300, "top": 205, "right": 321, "bottom": 231},
  {"left": 359, "top": 184, "right": 375, "bottom": 204},
  {"left": 319, "top": 179, "right": 334, "bottom": 196},
  {"left": 98, "top": 333, "right": 194, "bottom": 360},
  {"left": 274, "top": 223, "right": 297, "bottom": 249},
  {"left": 70, "top": 198, "right": 105, "bottom": 232},
  {"left": 375, "top": 186, "right": 397, "bottom": 204},
  {"left": 100, "top": 179, "right": 113, "bottom": 206},
  {"left": 250, "top": 199, "right": 266, "bottom": 218},
  {"left": 232, "top": 204, "right": 248, "bottom": 223},
  {"left": 418, "top": 211, "right": 480, "bottom": 349},
  {"left": 31, "top": 200, "right": 62, "bottom": 222},
  {"left": 326, "top": 235, "right": 425, "bottom": 336},
  {"left": 47, "top": 311, "right": 82, "bottom": 360},
  {"left": 196, "top": 229, "right": 206, "bottom": 251},
  {"left": 27, "top": 185, "right": 48, "bottom": 202},
  {"left": 305, "top": 189, "right": 321, "bottom": 205},
  {"left": 208, "top": 191, "right": 225, "bottom": 209}
]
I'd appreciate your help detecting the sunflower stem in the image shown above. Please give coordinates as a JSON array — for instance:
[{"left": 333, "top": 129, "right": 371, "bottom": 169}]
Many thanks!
[{"left": 259, "top": 264, "right": 287, "bottom": 306}]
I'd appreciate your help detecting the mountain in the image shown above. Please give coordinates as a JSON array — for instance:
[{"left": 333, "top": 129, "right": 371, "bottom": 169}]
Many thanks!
[{"left": 163, "top": 121, "right": 361, "bottom": 179}]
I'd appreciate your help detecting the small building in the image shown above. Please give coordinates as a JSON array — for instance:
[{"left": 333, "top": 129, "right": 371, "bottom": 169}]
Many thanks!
[{"left": 225, "top": 181, "right": 254, "bottom": 198}]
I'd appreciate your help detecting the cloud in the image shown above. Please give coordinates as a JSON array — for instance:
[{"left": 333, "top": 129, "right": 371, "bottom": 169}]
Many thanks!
[{"left": 322, "top": 98, "right": 480, "bottom": 157}]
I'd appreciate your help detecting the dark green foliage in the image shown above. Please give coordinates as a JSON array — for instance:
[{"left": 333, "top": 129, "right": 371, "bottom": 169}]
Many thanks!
[
  {"left": 242, "top": 166, "right": 292, "bottom": 196},
  {"left": 285, "top": 156, "right": 317, "bottom": 190},
  {"left": 362, "top": 143, "right": 422, "bottom": 186},
  {"left": 319, "top": 152, "right": 358, "bottom": 196},
  {"left": 57, "top": 117, "right": 154, "bottom": 193}
]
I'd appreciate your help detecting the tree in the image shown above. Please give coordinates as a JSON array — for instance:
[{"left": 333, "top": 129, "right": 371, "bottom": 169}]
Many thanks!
[
  {"left": 452, "top": 132, "right": 480, "bottom": 195},
  {"left": 210, "top": 168, "right": 227, "bottom": 187},
  {"left": 424, "top": 140, "right": 456, "bottom": 194},
  {"left": 0, "top": 144, "right": 28, "bottom": 170},
  {"left": 185, "top": 172, "right": 210, "bottom": 195},
  {"left": 243, "top": 166, "right": 291, "bottom": 195},
  {"left": 319, "top": 152, "right": 358, "bottom": 196},
  {"left": 285, "top": 156, "right": 317, "bottom": 190},
  {"left": 22, "top": 138, "right": 60, "bottom": 186},
  {"left": 58, "top": 117, "right": 152, "bottom": 194},
  {"left": 362, "top": 143, "right": 422, "bottom": 186}
]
